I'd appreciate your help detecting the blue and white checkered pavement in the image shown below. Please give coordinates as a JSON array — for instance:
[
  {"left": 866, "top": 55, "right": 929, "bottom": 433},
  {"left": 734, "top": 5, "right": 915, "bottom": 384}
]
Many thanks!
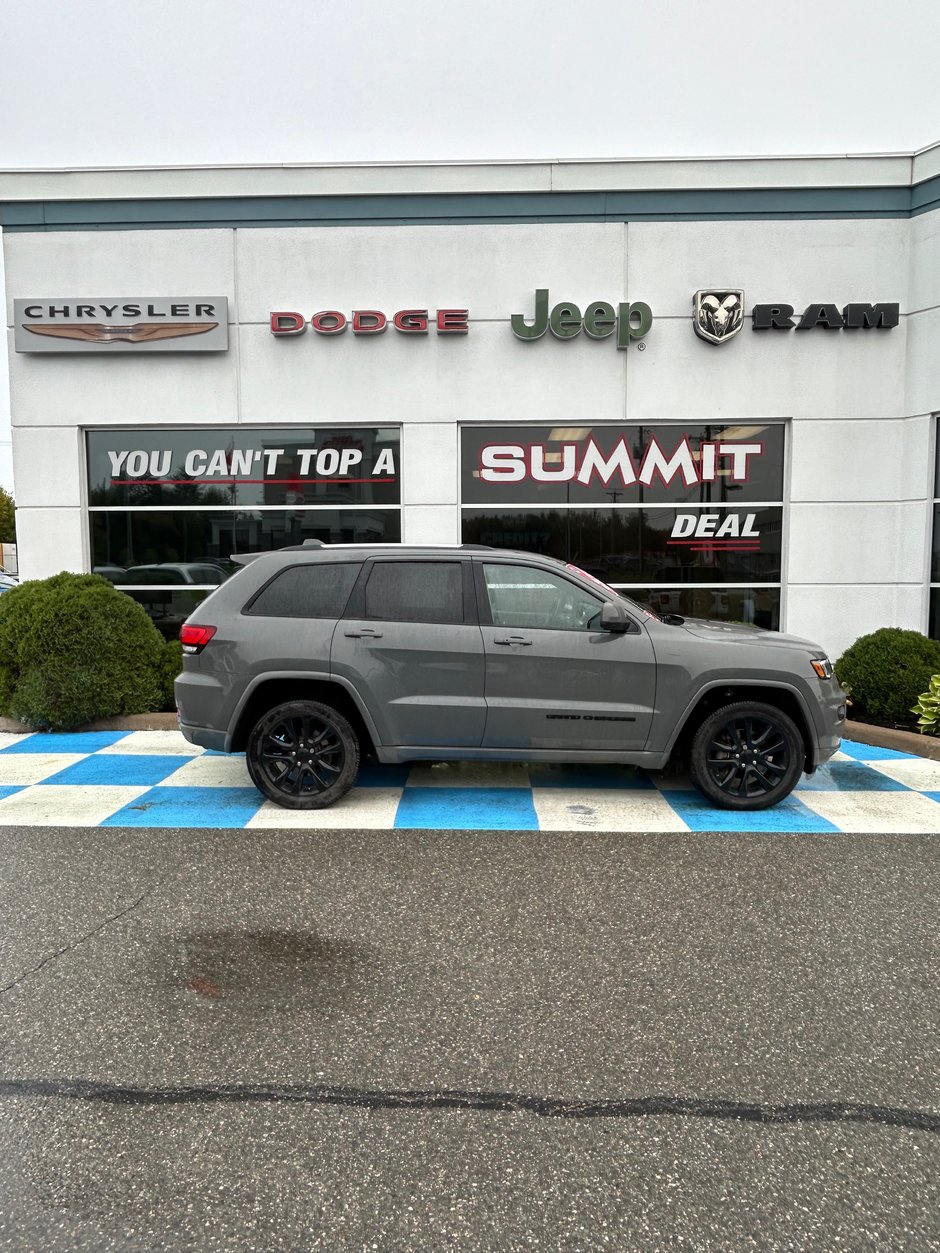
[{"left": 0, "top": 730, "right": 938, "bottom": 832}]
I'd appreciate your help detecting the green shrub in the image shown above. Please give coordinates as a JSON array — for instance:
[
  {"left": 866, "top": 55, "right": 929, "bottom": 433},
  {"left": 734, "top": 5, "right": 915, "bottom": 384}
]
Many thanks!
[
  {"left": 912, "top": 674, "right": 940, "bottom": 736},
  {"left": 835, "top": 627, "right": 940, "bottom": 724},
  {"left": 159, "top": 640, "right": 183, "bottom": 711},
  {"left": 0, "top": 572, "right": 165, "bottom": 729}
]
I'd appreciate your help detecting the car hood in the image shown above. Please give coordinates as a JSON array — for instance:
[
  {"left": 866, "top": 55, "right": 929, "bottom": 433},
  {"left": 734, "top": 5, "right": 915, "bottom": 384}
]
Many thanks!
[{"left": 673, "top": 617, "right": 824, "bottom": 653}]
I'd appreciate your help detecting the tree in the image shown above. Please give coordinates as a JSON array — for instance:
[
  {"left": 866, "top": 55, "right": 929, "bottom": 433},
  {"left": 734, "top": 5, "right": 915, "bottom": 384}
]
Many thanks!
[{"left": 0, "top": 487, "right": 14, "bottom": 544}]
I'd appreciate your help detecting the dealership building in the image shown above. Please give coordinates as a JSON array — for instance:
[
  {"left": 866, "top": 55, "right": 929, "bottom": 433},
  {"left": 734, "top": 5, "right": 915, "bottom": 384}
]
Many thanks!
[{"left": 1, "top": 143, "right": 940, "bottom": 658}]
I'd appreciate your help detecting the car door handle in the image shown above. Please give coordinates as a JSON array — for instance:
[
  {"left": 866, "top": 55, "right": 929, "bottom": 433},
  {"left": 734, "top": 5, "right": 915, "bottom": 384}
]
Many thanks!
[
  {"left": 344, "top": 628, "right": 383, "bottom": 639},
  {"left": 494, "top": 635, "right": 533, "bottom": 646}
]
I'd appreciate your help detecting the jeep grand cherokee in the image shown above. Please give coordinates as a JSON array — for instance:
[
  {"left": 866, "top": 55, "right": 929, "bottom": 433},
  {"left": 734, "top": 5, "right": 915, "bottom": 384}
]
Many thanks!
[{"left": 175, "top": 542, "right": 845, "bottom": 811}]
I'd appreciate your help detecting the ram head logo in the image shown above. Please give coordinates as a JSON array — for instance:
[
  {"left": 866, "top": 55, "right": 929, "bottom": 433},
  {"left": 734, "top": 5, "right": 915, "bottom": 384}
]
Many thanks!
[{"left": 693, "top": 289, "right": 745, "bottom": 345}]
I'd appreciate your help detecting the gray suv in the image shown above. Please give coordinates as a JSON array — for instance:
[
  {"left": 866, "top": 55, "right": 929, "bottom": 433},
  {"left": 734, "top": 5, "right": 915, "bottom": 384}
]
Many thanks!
[{"left": 175, "top": 542, "right": 845, "bottom": 812}]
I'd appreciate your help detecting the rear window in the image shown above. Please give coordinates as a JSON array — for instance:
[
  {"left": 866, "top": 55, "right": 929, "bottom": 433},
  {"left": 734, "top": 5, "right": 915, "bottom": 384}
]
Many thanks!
[{"left": 245, "top": 562, "right": 360, "bottom": 619}]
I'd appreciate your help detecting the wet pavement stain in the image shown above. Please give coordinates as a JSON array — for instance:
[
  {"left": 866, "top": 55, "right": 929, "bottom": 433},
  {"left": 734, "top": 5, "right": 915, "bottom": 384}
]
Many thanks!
[
  {"left": 165, "top": 930, "right": 374, "bottom": 1010},
  {"left": 186, "top": 976, "right": 223, "bottom": 999}
]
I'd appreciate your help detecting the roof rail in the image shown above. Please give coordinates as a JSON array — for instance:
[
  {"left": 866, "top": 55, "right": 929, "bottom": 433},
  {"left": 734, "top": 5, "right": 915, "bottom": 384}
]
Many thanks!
[{"left": 459, "top": 544, "right": 496, "bottom": 551}]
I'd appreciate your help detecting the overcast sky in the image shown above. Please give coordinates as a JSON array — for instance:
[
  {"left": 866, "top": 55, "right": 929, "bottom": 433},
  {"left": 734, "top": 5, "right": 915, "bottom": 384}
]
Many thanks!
[
  {"left": 1, "top": 0, "right": 939, "bottom": 496},
  {"left": 1, "top": 0, "right": 939, "bottom": 167}
]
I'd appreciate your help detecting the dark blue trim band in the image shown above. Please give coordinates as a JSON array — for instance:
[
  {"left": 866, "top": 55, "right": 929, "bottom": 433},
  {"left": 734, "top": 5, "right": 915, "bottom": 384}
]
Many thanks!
[
  {"left": 0, "top": 185, "right": 932, "bottom": 232},
  {"left": 912, "top": 172, "right": 940, "bottom": 216}
]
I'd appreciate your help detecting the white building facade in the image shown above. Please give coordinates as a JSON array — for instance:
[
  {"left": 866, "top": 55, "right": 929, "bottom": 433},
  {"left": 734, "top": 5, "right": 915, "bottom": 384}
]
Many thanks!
[{"left": 2, "top": 146, "right": 940, "bottom": 659}]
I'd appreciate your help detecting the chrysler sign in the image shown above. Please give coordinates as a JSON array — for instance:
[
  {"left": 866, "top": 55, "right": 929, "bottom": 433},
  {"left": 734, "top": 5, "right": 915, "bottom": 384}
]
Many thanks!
[{"left": 13, "top": 298, "right": 229, "bottom": 353}]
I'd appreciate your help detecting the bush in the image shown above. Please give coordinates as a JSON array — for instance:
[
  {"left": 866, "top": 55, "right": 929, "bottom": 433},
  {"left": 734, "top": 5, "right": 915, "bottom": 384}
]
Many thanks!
[
  {"left": 835, "top": 627, "right": 940, "bottom": 725},
  {"left": 0, "top": 572, "right": 166, "bottom": 729},
  {"left": 912, "top": 674, "right": 940, "bottom": 736}
]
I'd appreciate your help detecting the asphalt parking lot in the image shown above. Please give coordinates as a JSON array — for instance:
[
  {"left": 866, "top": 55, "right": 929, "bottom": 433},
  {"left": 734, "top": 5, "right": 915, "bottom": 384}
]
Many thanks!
[{"left": 0, "top": 822, "right": 938, "bottom": 1251}]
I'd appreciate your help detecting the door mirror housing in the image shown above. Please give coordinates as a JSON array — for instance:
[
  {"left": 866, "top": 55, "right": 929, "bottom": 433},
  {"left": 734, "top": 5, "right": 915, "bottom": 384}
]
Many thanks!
[{"left": 600, "top": 600, "right": 629, "bottom": 633}]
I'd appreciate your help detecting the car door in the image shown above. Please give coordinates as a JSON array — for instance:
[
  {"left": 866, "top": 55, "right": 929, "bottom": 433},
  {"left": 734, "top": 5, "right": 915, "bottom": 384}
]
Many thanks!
[
  {"left": 475, "top": 560, "right": 657, "bottom": 751},
  {"left": 331, "top": 557, "right": 486, "bottom": 747}
]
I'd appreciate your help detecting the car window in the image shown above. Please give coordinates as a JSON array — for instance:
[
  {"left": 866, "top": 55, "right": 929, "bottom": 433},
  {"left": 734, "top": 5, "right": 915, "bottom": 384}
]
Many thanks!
[
  {"left": 363, "top": 561, "right": 463, "bottom": 624},
  {"left": 482, "top": 563, "right": 603, "bottom": 631},
  {"left": 187, "top": 565, "right": 227, "bottom": 585},
  {"left": 246, "top": 562, "right": 361, "bottom": 619},
  {"left": 125, "top": 566, "right": 185, "bottom": 585}
]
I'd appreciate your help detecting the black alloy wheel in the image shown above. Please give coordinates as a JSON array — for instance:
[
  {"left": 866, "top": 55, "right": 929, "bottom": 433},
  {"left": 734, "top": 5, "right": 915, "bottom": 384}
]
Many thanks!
[
  {"left": 246, "top": 700, "right": 360, "bottom": 809},
  {"left": 689, "top": 701, "right": 804, "bottom": 810}
]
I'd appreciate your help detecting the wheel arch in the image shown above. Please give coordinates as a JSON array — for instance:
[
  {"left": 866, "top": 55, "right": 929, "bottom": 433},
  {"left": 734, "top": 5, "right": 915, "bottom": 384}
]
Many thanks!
[
  {"left": 667, "top": 683, "right": 815, "bottom": 772},
  {"left": 229, "top": 674, "right": 378, "bottom": 758}
]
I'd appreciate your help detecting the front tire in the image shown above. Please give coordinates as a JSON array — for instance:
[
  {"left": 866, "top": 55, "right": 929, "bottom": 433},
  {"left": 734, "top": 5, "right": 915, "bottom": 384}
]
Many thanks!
[
  {"left": 689, "top": 701, "right": 804, "bottom": 810},
  {"left": 246, "top": 700, "right": 359, "bottom": 809}
]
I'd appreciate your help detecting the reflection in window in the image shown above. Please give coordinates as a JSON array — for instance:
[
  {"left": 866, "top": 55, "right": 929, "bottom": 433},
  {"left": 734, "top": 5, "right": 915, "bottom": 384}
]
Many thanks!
[
  {"left": 483, "top": 564, "right": 602, "bottom": 631},
  {"left": 86, "top": 427, "right": 400, "bottom": 508},
  {"left": 461, "top": 508, "right": 782, "bottom": 584},
  {"left": 91, "top": 510, "right": 401, "bottom": 572},
  {"left": 93, "top": 509, "right": 400, "bottom": 637},
  {"left": 121, "top": 588, "right": 211, "bottom": 641},
  {"left": 460, "top": 423, "right": 784, "bottom": 507},
  {"left": 629, "top": 587, "right": 780, "bottom": 631},
  {"left": 460, "top": 422, "right": 785, "bottom": 629}
]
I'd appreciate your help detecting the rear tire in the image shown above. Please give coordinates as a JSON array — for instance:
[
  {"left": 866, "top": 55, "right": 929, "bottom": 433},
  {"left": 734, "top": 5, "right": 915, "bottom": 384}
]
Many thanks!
[
  {"left": 246, "top": 700, "right": 359, "bottom": 809},
  {"left": 689, "top": 701, "right": 803, "bottom": 810}
]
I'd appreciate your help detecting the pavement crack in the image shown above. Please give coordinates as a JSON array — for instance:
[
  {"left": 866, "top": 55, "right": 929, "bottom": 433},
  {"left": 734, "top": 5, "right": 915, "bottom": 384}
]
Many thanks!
[
  {"left": 0, "top": 877, "right": 165, "bottom": 997},
  {"left": 0, "top": 1080, "right": 936, "bottom": 1135}
]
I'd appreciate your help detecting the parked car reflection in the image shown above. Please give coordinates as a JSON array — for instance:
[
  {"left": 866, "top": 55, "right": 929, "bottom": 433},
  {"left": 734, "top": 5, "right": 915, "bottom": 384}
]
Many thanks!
[
  {"left": 103, "top": 565, "right": 230, "bottom": 640},
  {"left": 118, "top": 563, "right": 230, "bottom": 586}
]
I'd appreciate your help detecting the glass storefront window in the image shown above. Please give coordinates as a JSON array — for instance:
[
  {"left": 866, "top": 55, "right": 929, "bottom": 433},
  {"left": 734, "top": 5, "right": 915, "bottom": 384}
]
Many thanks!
[
  {"left": 461, "top": 422, "right": 785, "bottom": 628},
  {"left": 91, "top": 509, "right": 401, "bottom": 573},
  {"left": 460, "top": 507, "right": 782, "bottom": 585},
  {"left": 87, "top": 427, "right": 400, "bottom": 507},
  {"left": 628, "top": 587, "right": 781, "bottom": 632},
  {"left": 87, "top": 427, "right": 402, "bottom": 637},
  {"left": 121, "top": 588, "right": 213, "bottom": 641}
]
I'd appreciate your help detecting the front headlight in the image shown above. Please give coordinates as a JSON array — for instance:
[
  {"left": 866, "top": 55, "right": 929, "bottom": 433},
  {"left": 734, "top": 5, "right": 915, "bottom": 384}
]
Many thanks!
[{"left": 810, "top": 656, "right": 833, "bottom": 679}]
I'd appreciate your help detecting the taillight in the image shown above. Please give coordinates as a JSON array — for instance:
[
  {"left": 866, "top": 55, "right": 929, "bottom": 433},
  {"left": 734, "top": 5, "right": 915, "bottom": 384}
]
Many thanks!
[{"left": 180, "top": 624, "right": 217, "bottom": 654}]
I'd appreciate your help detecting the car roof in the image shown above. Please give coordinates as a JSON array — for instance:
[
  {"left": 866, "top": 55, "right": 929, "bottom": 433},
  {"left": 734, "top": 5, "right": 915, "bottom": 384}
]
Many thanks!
[{"left": 232, "top": 543, "right": 564, "bottom": 567}]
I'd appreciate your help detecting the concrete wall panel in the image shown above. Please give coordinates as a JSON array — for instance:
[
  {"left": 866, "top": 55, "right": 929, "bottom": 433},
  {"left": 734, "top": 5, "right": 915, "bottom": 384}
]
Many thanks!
[
  {"left": 788, "top": 415, "right": 932, "bottom": 503},
  {"left": 3, "top": 230, "right": 236, "bottom": 327},
  {"left": 401, "top": 424, "right": 458, "bottom": 506},
  {"left": 11, "top": 426, "right": 83, "bottom": 507},
  {"left": 15, "top": 507, "right": 86, "bottom": 580},
  {"left": 627, "top": 219, "right": 909, "bottom": 320},
  {"left": 909, "top": 209, "right": 940, "bottom": 313},
  {"left": 625, "top": 317, "right": 907, "bottom": 421},
  {"left": 401, "top": 504, "right": 460, "bottom": 546},
  {"left": 786, "top": 583, "right": 928, "bottom": 660},
  {"left": 238, "top": 320, "right": 626, "bottom": 425},
  {"left": 236, "top": 223, "right": 627, "bottom": 325},
  {"left": 7, "top": 328, "right": 239, "bottom": 427},
  {"left": 787, "top": 501, "right": 929, "bottom": 586},
  {"left": 904, "top": 307, "right": 940, "bottom": 417}
]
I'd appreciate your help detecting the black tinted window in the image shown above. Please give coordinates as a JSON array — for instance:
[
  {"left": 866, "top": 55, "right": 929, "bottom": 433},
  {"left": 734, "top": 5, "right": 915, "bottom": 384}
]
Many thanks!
[
  {"left": 364, "top": 562, "right": 463, "bottom": 624},
  {"left": 247, "top": 562, "right": 360, "bottom": 619}
]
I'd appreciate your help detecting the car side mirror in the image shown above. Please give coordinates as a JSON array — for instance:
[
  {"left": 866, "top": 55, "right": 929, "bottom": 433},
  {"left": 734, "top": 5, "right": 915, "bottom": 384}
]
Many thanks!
[{"left": 600, "top": 601, "right": 629, "bottom": 633}]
